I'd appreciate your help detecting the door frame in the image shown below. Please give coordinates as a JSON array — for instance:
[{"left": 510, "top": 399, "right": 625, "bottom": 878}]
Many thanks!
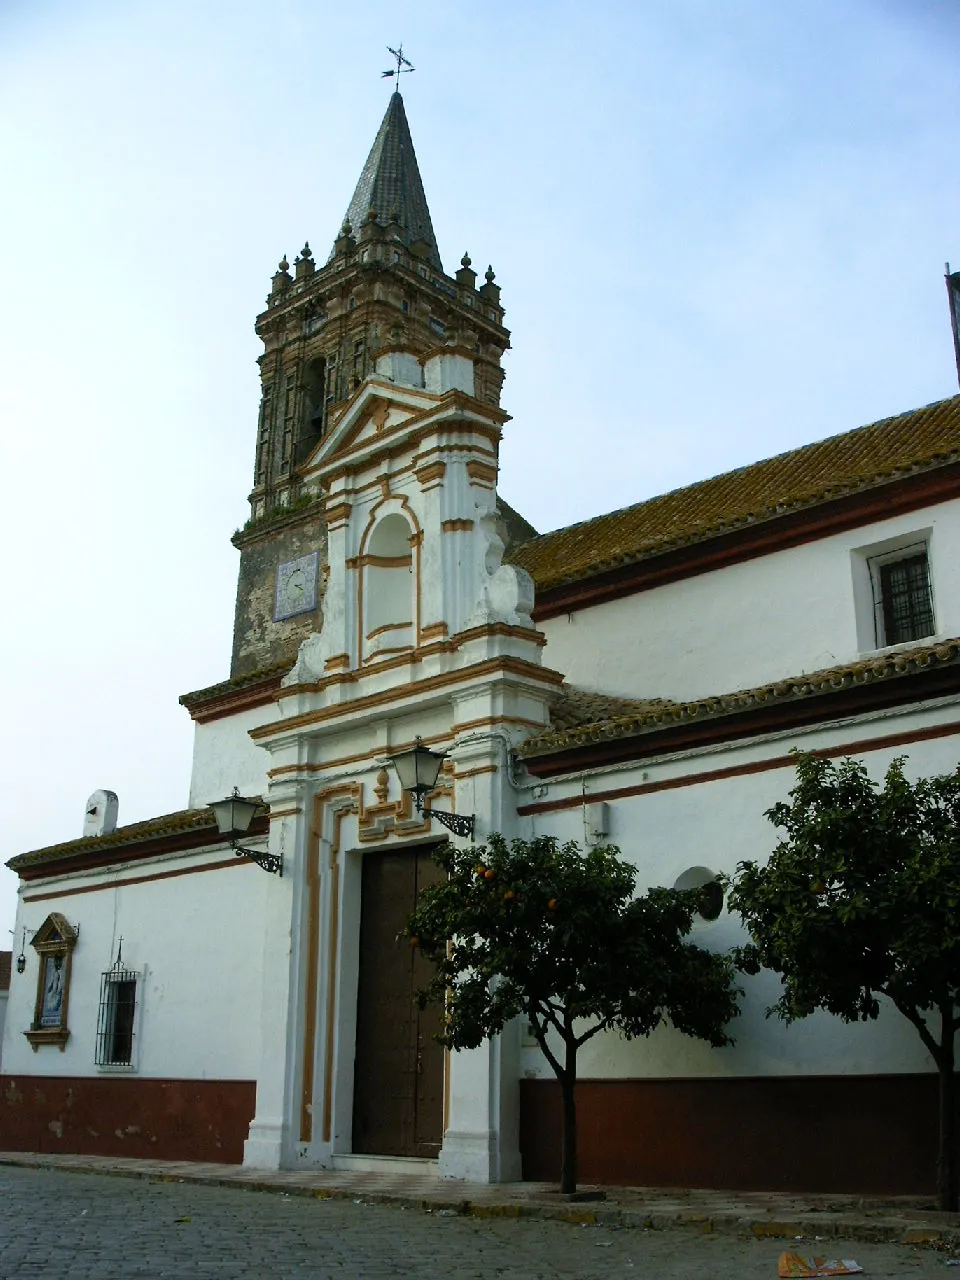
[{"left": 328, "top": 835, "right": 449, "bottom": 1160}]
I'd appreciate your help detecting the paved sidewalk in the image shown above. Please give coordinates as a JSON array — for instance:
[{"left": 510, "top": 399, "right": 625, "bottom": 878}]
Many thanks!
[{"left": 1, "top": 1150, "right": 957, "bottom": 1249}]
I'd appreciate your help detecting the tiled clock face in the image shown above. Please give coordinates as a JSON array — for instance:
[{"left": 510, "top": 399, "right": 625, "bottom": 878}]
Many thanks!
[{"left": 275, "top": 552, "right": 319, "bottom": 620}]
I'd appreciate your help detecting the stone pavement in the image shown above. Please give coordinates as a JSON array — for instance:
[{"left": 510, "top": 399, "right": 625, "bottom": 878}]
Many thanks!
[
  {"left": 0, "top": 1150, "right": 958, "bottom": 1248},
  {"left": 1, "top": 1161, "right": 957, "bottom": 1280}
]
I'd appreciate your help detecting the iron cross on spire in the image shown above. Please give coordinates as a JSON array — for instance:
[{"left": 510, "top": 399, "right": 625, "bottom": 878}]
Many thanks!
[{"left": 382, "top": 45, "right": 414, "bottom": 85}]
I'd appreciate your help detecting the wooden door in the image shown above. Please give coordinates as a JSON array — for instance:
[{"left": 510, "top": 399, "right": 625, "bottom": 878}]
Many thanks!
[{"left": 352, "top": 846, "right": 445, "bottom": 1157}]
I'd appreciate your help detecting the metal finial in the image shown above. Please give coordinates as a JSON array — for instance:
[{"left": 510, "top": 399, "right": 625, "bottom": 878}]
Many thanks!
[{"left": 382, "top": 44, "right": 414, "bottom": 85}]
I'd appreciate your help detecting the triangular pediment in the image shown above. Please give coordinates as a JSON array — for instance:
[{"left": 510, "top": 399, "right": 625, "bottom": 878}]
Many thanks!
[
  {"left": 31, "top": 912, "right": 78, "bottom": 952},
  {"left": 300, "top": 377, "right": 439, "bottom": 475}
]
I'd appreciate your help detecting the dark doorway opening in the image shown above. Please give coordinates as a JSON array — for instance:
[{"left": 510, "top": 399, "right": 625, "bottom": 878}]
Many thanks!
[{"left": 352, "top": 845, "right": 445, "bottom": 1157}]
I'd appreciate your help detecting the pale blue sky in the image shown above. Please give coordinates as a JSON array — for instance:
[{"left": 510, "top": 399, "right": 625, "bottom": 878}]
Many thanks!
[{"left": 1, "top": 0, "right": 959, "bottom": 938}]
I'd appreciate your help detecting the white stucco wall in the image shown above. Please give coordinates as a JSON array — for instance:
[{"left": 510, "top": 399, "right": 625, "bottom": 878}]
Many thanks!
[
  {"left": 0, "top": 989, "right": 7, "bottom": 1070},
  {"left": 539, "top": 501, "right": 960, "bottom": 701},
  {"left": 513, "top": 698, "right": 960, "bottom": 1084},
  {"left": 188, "top": 704, "right": 276, "bottom": 809},
  {"left": 1, "top": 845, "right": 268, "bottom": 1081}
]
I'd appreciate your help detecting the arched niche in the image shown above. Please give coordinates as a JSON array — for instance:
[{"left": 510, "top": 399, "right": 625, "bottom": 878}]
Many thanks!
[
  {"left": 362, "top": 512, "right": 415, "bottom": 660},
  {"left": 673, "top": 865, "right": 724, "bottom": 922}
]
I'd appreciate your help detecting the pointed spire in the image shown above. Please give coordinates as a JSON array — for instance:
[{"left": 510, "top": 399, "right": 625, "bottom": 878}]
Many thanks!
[{"left": 335, "top": 92, "right": 442, "bottom": 272}]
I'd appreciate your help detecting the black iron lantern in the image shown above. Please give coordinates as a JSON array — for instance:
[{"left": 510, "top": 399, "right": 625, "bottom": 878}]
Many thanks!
[
  {"left": 210, "top": 788, "right": 282, "bottom": 876},
  {"left": 387, "top": 738, "right": 475, "bottom": 839}
]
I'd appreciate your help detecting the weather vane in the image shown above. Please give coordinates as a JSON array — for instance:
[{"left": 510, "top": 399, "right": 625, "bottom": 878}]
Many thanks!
[{"left": 382, "top": 45, "right": 414, "bottom": 85}]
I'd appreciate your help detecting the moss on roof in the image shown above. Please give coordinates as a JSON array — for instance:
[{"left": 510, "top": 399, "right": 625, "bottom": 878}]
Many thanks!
[
  {"left": 509, "top": 395, "right": 960, "bottom": 591},
  {"left": 179, "top": 660, "right": 291, "bottom": 711},
  {"left": 547, "top": 687, "right": 674, "bottom": 732},
  {"left": 7, "top": 806, "right": 223, "bottom": 871},
  {"left": 521, "top": 637, "right": 960, "bottom": 759}
]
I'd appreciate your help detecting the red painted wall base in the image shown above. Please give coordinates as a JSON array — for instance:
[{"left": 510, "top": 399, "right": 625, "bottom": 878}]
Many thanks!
[
  {"left": 0, "top": 1075, "right": 256, "bottom": 1164},
  {"left": 520, "top": 1075, "right": 946, "bottom": 1195}
]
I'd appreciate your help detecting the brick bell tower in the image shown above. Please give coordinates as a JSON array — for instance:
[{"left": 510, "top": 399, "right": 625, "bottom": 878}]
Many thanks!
[{"left": 228, "top": 90, "right": 511, "bottom": 679}]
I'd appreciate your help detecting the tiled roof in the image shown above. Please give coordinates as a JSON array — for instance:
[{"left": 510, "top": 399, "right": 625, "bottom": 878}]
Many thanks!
[
  {"left": 0, "top": 951, "right": 10, "bottom": 992},
  {"left": 337, "top": 92, "right": 442, "bottom": 271},
  {"left": 520, "top": 637, "right": 960, "bottom": 759},
  {"left": 509, "top": 396, "right": 960, "bottom": 592},
  {"left": 179, "top": 660, "right": 290, "bottom": 712},
  {"left": 7, "top": 807, "right": 224, "bottom": 872},
  {"left": 547, "top": 687, "right": 674, "bottom": 733}
]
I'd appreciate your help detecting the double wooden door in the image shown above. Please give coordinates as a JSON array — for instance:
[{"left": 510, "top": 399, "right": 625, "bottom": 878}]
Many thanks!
[{"left": 352, "top": 846, "right": 445, "bottom": 1158}]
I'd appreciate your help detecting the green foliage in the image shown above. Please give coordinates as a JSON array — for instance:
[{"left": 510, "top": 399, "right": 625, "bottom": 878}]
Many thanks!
[
  {"left": 727, "top": 752, "right": 960, "bottom": 1209},
  {"left": 728, "top": 754, "right": 960, "bottom": 1043},
  {"left": 407, "top": 834, "right": 740, "bottom": 1064},
  {"left": 235, "top": 493, "right": 320, "bottom": 538},
  {"left": 409, "top": 834, "right": 739, "bottom": 1190}
]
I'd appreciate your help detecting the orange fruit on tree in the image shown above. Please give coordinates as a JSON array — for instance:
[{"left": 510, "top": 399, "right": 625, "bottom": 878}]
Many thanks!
[{"left": 484, "top": 869, "right": 495, "bottom": 880}]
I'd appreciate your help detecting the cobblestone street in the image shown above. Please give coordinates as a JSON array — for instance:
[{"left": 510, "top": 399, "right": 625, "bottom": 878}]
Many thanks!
[{"left": 0, "top": 1166, "right": 952, "bottom": 1280}]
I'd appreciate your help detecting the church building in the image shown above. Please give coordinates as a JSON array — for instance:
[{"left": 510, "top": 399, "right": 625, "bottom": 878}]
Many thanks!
[{"left": 3, "top": 91, "right": 960, "bottom": 1196}]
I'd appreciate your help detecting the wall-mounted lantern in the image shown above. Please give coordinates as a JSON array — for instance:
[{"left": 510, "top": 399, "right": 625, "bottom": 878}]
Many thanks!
[
  {"left": 210, "top": 789, "right": 282, "bottom": 876},
  {"left": 15, "top": 927, "right": 26, "bottom": 974},
  {"left": 387, "top": 738, "right": 475, "bottom": 839}
]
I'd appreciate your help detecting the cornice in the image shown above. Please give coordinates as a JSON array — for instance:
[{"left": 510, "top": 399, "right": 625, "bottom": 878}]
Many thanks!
[
  {"left": 231, "top": 498, "right": 326, "bottom": 551},
  {"left": 179, "top": 662, "right": 289, "bottom": 723},
  {"left": 252, "top": 651, "right": 563, "bottom": 742},
  {"left": 254, "top": 258, "right": 509, "bottom": 345}
]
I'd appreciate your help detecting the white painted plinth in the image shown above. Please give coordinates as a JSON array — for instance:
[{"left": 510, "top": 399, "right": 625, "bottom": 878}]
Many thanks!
[
  {"left": 438, "top": 1129, "right": 522, "bottom": 1183},
  {"left": 242, "top": 1120, "right": 287, "bottom": 1170}
]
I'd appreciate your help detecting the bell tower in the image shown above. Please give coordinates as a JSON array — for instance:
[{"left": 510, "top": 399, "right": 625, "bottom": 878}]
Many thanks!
[{"left": 228, "top": 91, "right": 512, "bottom": 679}]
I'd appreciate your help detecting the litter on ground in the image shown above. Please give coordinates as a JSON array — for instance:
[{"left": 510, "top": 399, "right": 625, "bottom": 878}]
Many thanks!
[{"left": 778, "top": 1252, "right": 864, "bottom": 1278}]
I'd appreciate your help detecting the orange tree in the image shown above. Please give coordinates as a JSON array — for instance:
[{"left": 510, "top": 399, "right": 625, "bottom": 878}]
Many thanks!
[
  {"left": 406, "top": 834, "right": 740, "bottom": 1194},
  {"left": 727, "top": 755, "right": 960, "bottom": 1210}
]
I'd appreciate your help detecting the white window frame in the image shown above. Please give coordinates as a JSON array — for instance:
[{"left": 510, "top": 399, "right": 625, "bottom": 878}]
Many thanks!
[
  {"left": 95, "top": 965, "right": 144, "bottom": 1074},
  {"left": 851, "top": 528, "right": 936, "bottom": 653}
]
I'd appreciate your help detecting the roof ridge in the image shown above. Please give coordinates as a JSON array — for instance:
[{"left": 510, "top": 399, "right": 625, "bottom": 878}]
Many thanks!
[
  {"left": 510, "top": 394, "right": 960, "bottom": 591},
  {"left": 517, "top": 394, "right": 960, "bottom": 549}
]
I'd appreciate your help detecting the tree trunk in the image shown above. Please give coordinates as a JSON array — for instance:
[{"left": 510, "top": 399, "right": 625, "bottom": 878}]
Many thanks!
[
  {"left": 559, "top": 1038, "right": 578, "bottom": 1195},
  {"left": 937, "top": 1009, "right": 957, "bottom": 1212}
]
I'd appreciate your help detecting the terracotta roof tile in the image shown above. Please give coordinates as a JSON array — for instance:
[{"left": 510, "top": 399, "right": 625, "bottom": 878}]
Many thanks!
[
  {"left": 509, "top": 395, "right": 960, "bottom": 591},
  {"left": 548, "top": 687, "right": 674, "bottom": 732},
  {"left": 179, "top": 661, "right": 290, "bottom": 711},
  {"left": 520, "top": 637, "right": 960, "bottom": 759},
  {"left": 7, "top": 806, "right": 226, "bottom": 871}
]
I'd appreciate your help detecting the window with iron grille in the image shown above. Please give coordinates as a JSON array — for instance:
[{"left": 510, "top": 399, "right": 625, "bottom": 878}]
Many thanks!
[
  {"left": 95, "top": 963, "right": 138, "bottom": 1068},
  {"left": 871, "top": 546, "right": 935, "bottom": 646}
]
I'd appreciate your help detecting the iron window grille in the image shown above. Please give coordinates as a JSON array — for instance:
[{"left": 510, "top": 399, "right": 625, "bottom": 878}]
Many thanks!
[
  {"left": 874, "top": 549, "right": 935, "bottom": 646},
  {"left": 95, "top": 960, "right": 138, "bottom": 1068}
]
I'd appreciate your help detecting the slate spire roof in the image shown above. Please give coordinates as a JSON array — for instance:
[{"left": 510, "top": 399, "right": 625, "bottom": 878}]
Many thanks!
[{"left": 336, "top": 91, "right": 442, "bottom": 272}]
